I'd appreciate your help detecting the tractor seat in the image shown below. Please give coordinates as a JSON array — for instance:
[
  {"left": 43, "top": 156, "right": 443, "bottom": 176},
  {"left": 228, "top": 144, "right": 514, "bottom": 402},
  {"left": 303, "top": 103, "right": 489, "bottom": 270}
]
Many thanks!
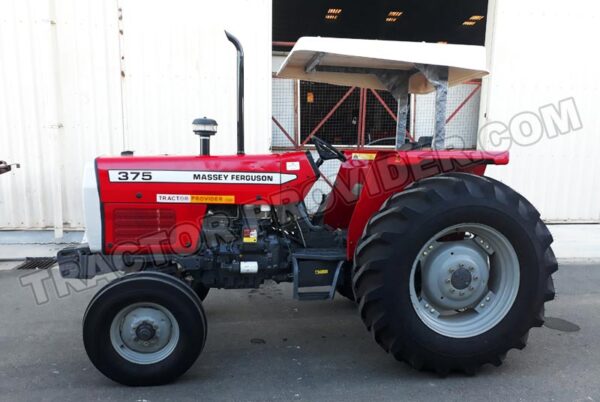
[{"left": 399, "top": 136, "right": 433, "bottom": 151}]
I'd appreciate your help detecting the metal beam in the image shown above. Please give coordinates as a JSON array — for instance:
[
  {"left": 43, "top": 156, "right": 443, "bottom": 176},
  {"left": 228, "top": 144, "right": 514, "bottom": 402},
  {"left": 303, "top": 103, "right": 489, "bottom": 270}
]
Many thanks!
[
  {"left": 415, "top": 64, "right": 449, "bottom": 150},
  {"left": 305, "top": 52, "right": 325, "bottom": 73},
  {"left": 375, "top": 70, "right": 412, "bottom": 150}
]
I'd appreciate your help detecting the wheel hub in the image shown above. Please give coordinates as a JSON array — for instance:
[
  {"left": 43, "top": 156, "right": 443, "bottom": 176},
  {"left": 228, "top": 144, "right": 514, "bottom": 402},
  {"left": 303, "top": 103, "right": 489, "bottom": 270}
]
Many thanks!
[
  {"left": 119, "top": 307, "right": 172, "bottom": 353},
  {"left": 450, "top": 267, "right": 472, "bottom": 290},
  {"left": 421, "top": 241, "right": 490, "bottom": 311},
  {"left": 135, "top": 322, "right": 156, "bottom": 341}
]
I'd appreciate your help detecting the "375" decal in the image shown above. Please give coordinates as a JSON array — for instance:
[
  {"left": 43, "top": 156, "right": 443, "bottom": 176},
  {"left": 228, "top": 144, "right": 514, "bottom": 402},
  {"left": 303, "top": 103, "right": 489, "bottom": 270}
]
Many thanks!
[{"left": 110, "top": 171, "right": 153, "bottom": 182}]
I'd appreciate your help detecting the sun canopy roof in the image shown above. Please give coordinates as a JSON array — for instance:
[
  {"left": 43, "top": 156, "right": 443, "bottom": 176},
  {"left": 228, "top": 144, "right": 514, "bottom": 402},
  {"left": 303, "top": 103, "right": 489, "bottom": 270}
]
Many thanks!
[{"left": 276, "top": 37, "right": 488, "bottom": 94}]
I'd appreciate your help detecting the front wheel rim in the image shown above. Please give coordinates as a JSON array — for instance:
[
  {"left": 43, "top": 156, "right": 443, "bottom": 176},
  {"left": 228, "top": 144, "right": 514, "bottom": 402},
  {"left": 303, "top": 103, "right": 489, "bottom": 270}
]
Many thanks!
[
  {"left": 110, "top": 302, "right": 180, "bottom": 365},
  {"left": 409, "top": 223, "right": 520, "bottom": 338}
]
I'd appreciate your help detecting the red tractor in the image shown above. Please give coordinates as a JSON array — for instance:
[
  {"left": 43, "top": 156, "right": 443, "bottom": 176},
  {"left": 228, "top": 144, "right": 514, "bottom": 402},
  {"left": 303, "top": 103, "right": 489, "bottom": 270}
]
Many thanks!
[{"left": 58, "top": 33, "right": 557, "bottom": 385}]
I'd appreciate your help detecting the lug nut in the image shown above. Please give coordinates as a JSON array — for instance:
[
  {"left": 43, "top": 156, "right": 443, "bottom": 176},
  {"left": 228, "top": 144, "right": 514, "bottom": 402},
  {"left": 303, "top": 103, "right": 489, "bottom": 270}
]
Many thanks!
[
  {"left": 450, "top": 289, "right": 456, "bottom": 293},
  {"left": 486, "top": 297, "right": 490, "bottom": 301},
  {"left": 423, "top": 251, "right": 428, "bottom": 256},
  {"left": 480, "top": 303, "right": 485, "bottom": 308},
  {"left": 473, "top": 276, "right": 479, "bottom": 280},
  {"left": 428, "top": 245, "right": 434, "bottom": 250},
  {"left": 430, "top": 309, "right": 435, "bottom": 314},
  {"left": 445, "top": 278, "right": 451, "bottom": 283},
  {"left": 425, "top": 303, "right": 430, "bottom": 308},
  {"left": 469, "top": 286, "right": 474, "bottom": 291},
  {"left": 449, "top": 267, "right": 455, "bottom": 273},
  {"left": 459, "top": 291, "right": 464, "bottom": 296},
  {"left": 469, "top": 266, "right": 475, "bottom": 271}
]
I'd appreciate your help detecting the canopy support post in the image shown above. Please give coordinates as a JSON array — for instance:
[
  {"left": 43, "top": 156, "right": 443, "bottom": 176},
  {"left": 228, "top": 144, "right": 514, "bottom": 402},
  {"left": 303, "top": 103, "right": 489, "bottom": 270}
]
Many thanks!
[
  {"left": 376, "top": 71, "right": 410, "bottom": 150},
  {"left": 415, "top": 64, "right": 449, "bottom": 150}
]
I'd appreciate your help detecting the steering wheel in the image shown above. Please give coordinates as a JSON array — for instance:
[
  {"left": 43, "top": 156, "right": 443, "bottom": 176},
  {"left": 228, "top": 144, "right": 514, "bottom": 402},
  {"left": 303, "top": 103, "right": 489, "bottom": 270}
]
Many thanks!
[{"left": 311, "top": 136, "right": 347, "bottom": 166}]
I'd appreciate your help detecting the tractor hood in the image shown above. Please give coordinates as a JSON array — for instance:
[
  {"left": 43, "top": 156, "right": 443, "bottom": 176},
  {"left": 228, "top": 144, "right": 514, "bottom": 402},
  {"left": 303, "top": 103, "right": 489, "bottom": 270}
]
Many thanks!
[{"left": 83, "top": 152, "right": 319, "bottom": 254}]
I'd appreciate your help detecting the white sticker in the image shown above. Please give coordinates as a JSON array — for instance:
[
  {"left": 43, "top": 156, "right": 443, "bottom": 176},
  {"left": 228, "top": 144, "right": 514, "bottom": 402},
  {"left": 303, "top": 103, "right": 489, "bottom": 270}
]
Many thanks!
[
  {"left": 240, "top": 261, "right": 258, "bottom": 274},
  {"left": 286, "top": 161, "right": 300, "bottom": 171},
  {"left": 157, "top": 194, "right": 191, "bottom": 203},
  {"left": 109, "top": 170, "right": 296, "bottom": 184}
]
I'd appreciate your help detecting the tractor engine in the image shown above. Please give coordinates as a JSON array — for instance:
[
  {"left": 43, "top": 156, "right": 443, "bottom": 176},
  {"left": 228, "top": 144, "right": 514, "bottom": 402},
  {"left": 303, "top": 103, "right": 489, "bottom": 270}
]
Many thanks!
[
  {"left": 192, "top": 204, "right": 292, "bottom": 289},
  {"left": 188, "top": 202, "right": 344, "bottom": 290}
]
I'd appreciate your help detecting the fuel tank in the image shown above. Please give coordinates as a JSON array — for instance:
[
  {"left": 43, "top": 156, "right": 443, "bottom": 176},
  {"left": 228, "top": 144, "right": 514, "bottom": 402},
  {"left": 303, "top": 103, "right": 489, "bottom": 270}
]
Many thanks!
[{"left": 94, "top": 151, "right": 319, "bottom": 254}]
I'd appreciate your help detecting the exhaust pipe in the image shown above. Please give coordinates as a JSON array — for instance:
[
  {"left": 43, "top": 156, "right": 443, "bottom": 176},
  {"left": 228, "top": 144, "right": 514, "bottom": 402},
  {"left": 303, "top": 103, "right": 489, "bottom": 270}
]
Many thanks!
[{"left": 225, "top": 31, "right": 245, "bottom": 155}]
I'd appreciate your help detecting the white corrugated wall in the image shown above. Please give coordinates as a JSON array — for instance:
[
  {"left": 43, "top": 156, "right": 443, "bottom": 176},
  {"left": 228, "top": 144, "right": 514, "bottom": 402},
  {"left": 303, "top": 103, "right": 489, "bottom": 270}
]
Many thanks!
[
  {"left": 480, "top": 0, "right": 600, "bottom": 222},
  {"left": 0, "top": 0, "right": 271, "bottom": 232},
  {"left": 2, "top": 0, "right": 598, "bottom": 231}
]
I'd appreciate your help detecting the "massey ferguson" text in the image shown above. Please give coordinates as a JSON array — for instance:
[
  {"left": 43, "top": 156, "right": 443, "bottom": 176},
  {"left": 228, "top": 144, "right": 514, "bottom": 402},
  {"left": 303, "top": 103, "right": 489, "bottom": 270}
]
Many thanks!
[{"left": 192, "top": 173, "right": 275, "bottom": 183}]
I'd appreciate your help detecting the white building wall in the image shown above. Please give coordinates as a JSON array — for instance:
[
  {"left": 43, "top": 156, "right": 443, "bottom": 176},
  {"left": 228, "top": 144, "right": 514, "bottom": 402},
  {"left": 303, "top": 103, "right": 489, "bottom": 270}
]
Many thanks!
[
  {"left": 2, "top": 0, "right": 598, "bottom": 232},
  {"left": 0, "top": 0, "right": 271, "bottom": 232},
  {"left": 0, "top": 0, "right": 124, "bottom": 231},
  {"left": 480, "top": 0, "right": 600, "bottom": 222},
  {"left": 119, "top": 0, "right": 272, "bottom": 157}
]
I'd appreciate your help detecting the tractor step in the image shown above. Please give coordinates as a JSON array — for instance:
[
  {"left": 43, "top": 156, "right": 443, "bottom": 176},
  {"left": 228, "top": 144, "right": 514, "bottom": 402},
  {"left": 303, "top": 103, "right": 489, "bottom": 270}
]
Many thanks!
[{"left": 291, "top": 248, "right": 345, "bottom": 301}]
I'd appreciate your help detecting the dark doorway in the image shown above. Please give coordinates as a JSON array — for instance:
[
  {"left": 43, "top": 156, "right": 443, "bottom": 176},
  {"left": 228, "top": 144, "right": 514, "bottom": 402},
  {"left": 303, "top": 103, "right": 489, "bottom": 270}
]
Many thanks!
[{"left": 273, "top": 0, "right": 489, "bottom": 51}]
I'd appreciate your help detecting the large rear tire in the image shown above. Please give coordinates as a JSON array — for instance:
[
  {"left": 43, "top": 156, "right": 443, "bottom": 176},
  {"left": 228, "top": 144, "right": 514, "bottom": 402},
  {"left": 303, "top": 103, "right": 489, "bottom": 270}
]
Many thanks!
[
  {"left": 336, "top": 262, "right": 356, "bottom": 302},
  {"left": 353, "top": 173, "right": 557, "bottom": 374},
  {"left": 83, "top": 271, "right": 207, "bottom": 386}
]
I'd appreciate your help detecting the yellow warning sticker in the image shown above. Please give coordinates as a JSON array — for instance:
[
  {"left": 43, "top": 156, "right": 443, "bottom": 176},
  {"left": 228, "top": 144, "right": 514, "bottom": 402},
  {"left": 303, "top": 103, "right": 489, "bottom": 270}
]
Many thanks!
[
  {"left": 314, "top": 269, "right": 329, "bottom": 275},
  {"left": 243, "top": 228, "right": 258, "bottom": 243},
  {"left": 351, "top": 153, "right": 376, "bottom": 161},
  {"left": 190, "top": 195, "right": 235, "bottom": 204}
]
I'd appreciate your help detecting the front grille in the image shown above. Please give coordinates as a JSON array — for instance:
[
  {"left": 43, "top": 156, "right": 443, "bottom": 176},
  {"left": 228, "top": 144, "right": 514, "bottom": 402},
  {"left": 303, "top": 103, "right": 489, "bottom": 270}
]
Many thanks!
[
  {"left": 112, "top": 208, "right": 176, "bottom": 243},
  {"left": 15, "top": 257, "right": 57, "bottom": 270}
]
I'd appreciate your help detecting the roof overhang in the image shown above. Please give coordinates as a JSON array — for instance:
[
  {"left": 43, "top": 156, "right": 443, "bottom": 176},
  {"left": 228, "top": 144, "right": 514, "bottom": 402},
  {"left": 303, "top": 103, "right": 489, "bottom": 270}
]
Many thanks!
[{"left": 276, "top": 37, "right": 488, "bottom": 94}]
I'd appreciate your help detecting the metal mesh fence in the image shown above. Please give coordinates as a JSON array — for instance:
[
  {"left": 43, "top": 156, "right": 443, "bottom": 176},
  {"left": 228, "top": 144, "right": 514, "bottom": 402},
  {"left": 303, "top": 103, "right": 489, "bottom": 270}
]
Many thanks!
[
  {"left": 413, "top": 82, "right": 482, "bottom": 149},
  {"left": 272, "top": 77, "right": 482, "bottom": 212},
  {"left": 272, "top": 78, "right": 297, "bottom": 148},
  {"left": 299, "top": 81, "right": 360, "bottom": 146},
  {"left": 363, "top": 89, "right": 404, "bottom": 146}
]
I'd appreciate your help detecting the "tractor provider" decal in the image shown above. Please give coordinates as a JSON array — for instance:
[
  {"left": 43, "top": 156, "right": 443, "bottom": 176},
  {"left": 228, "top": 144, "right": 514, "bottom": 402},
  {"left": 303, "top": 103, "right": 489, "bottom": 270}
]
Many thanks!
[{"left": 156, "top": 194, "right": 236, "bottom": 204}]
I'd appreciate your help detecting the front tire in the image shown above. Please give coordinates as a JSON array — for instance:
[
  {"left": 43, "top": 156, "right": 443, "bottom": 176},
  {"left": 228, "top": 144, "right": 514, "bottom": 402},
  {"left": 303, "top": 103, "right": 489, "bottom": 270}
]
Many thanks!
[
  {"left": 353, "top": 173, "right": 557, "bottom": 374},
  {"left": 192, "top": 281, "right": 210, "bottom": 301},
  {"left": 83, "top": 272, "right": 207, "bottom": 386}
]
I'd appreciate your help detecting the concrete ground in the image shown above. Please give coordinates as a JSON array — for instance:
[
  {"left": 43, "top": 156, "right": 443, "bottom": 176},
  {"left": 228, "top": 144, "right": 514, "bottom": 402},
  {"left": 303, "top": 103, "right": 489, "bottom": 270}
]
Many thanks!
[{"left": 0, "top": 263, "right": 598, "bottom": 401}]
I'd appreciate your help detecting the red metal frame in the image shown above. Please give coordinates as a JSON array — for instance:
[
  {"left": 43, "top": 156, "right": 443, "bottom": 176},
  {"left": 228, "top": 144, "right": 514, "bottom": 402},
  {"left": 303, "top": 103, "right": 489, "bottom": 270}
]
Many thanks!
[
  {"left": 272, "top": 41, "right": 296, "bottom": 48},
  {"left": 359, "top": 88, "right": 368, "bottom": 147}
]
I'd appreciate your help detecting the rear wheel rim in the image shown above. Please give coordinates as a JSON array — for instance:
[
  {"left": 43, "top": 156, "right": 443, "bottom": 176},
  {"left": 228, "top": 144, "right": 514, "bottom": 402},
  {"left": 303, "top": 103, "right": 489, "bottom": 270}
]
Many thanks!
[
  {"left": 110, "top": 302, "right": 180, "bottom": 365},
  {"left": 409, "top": 223, "right": 520, "bottom": 338}
]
